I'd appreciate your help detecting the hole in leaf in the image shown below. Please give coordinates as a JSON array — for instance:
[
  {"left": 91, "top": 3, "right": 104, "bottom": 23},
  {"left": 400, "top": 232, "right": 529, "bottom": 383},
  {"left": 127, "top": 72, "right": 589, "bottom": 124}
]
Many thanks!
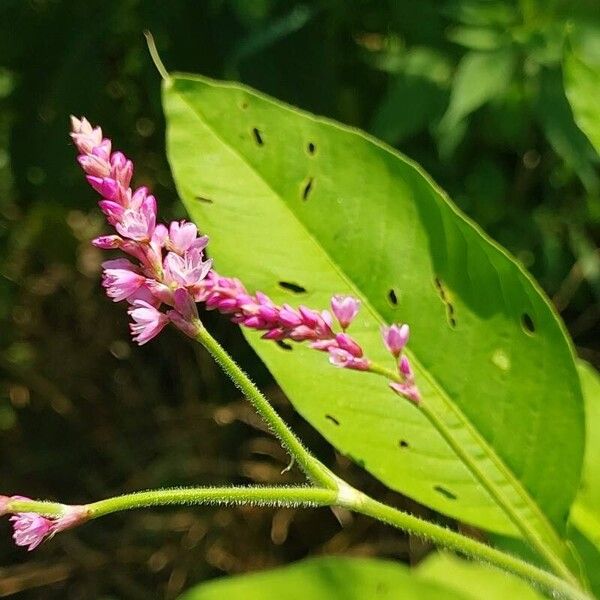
[
  {"left": 399, "top": 440, "right": 409, "bottom": 448},
  {"left": 302, "top": 177, "right": 314, "bottom": 201},
  {"left": 325, "top": 414, "right": 340, "bottom": 426},
  {"left": 195, "top": 195, "right": 214, "bottom": 204},
  {"left": 278, "top": 281, "right": 307, "bottom": 294},
  {"left": 276, "top": 340, "right": 292, "bottom": 351},
  {"left": 307, "top": 142, "right": 316, "bottom": 155},
  {"left": 434, "top": 485, "right": 457, "bottom": 500},
  {"left": 252, "top": 127, "right": 264, "bottom": 146},
  {"left": 434, "top": 276, "right": 457, "bottom": 329},
  {"left": 388, "top": 289, "right": 398, "bottom": 306},
  {"left": 240, "top": 101, "right": 248, "bottom": 110},
  {"left": 521, "top": 313, "right": 535, "bottom": 334}
]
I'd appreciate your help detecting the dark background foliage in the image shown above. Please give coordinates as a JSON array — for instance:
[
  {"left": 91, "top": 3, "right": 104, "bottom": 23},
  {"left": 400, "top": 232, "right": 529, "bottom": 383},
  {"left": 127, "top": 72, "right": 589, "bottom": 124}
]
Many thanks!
[{"left": 0, "top": 1, "right": 598, "bottom": 597}]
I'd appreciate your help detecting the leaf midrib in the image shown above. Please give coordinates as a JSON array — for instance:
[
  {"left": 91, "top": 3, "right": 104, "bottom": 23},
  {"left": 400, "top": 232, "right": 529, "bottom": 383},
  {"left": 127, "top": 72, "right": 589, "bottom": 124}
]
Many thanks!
[{"left": 169, "top": 76, "right": 566, "bottom": 560}]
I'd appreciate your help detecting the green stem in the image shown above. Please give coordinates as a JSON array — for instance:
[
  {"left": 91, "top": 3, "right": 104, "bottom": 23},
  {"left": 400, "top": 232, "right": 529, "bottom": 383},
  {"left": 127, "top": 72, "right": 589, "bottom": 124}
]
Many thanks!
[
  {"left": 369, "top": 361, "right": 577, "bottom": 586},
  {"left": 87, "top": 486, "right": 337, "bottom": 518},
  {"left": 195, "top": 324, "right": 337, "bottom": 489},
  {"left": 7, "top": 489, "right": 592, "bottom": 600},
  {"left": 352, "top": 494, "right": 591, "bottom": 600}
]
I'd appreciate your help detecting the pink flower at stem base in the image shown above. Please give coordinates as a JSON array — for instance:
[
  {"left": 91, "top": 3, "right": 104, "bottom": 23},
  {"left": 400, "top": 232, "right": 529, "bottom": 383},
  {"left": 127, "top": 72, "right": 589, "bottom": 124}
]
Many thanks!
[{"left": 1, "top": 496, "right": 90, "bottom": 551}]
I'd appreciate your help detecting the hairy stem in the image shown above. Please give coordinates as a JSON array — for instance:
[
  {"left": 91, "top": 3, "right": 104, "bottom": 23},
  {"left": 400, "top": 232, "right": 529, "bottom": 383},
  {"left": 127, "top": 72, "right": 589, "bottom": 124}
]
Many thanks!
[
  {"left": 8, "top": 488, "right": 592, "bottom": 600},
  {"left": 195, "top": 325, "right": 337, "bottom": 489}
]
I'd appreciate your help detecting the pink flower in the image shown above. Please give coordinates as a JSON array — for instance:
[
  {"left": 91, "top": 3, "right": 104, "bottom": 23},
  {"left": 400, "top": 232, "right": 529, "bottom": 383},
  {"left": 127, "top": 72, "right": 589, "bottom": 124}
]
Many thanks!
[
  {"left": 70, "top": 116, "right": 102, "bottom": 154},
  {"left": 167, "top": 289, "right": 202, "bottom": 339},
  {"left": 390, "top": 381, "right": 421, "bottom": 405},
  {"left": 128, "top": 301, "right": 169, "bottom": 345},
  {"left": 115, "top": 196, "right": 157, "bottom": 242},
  {"left": 168, "top": 221, "right": 208, "bottom": 255},
  {"left": 101, "top": 259, "right": 145, "bottom": 302},
  {"left": 335, "top": 333, "right": 363, "bottom": 357},
  {"left": 163, "top": 248, "right": 212, "bottom": 288},
  {"left": 331, "top": 295, "right": 360, "bottom": 329},
  {"left": 382, "top": 324, "right": 410, "bottom": 357},
  {"left": 10, "top": 513, "right": 53, "bottom": 551},
  {"left": 110, "top": 152, "right": 133, "bottom": 189},
  {"left": 399, "top": 355, "right": 414, "bottom": 379},
  {"left": 78, "top": 154, "right": 110, "bottom": 177},
  {"left": 3, "top": 496, "right": 90, "bottom": 551},
  {"left": 86, "top": 175, "right": 119, "bottom": 200},
  {"left": 329, "top": 347, "right": 370, "bottom": 371}
]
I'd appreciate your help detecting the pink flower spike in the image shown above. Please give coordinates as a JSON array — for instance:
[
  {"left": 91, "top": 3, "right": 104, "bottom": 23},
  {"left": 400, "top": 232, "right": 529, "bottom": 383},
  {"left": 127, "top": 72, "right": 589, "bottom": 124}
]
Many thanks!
[
  {"left": 128, "top": 301, "right": 169, "bottom": 345},
  {"left": 328, "top": 347, "right": 370, "bottom": 371},
  {"left": 382, "top": 324, "right": 410, "bottom": 357},
  {"left": 331, "top": 295, "right": 360, "bottom": 329}
]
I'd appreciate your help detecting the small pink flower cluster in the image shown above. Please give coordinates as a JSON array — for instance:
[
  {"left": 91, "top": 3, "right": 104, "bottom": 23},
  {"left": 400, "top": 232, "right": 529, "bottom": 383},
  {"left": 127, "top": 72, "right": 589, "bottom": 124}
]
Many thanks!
[
  {"left": 1, "top": 496, "right": 88, "bottom": 551},
  {"left": 71, "top": 117, "right": 419, "bottom": 403},
  {"left": 382, "top": 324, "right": 420, "bottom": 403},
  {"left": 200, "top": 276, "right": 369, "bottom": 370}
]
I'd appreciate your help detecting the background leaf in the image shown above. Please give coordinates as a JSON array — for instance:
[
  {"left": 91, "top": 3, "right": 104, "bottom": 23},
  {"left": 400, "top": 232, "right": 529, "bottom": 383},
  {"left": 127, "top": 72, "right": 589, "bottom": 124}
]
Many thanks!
[
  {"left": 439, "top": 48, "right": 515, "bottom": 131},
  {"left": 163, "top": 71, "right": 584, "bottom": 561},
  {"left": 535, "top": 68, "right": 599, "bottom": 193},
  {"left": 178, "top": 555, "right": 544, "bottom": 600},
  {"left": 417, "top": 552, "right": 544, "bottom": 600},
  {"left": 564, "top": 41, "right": 600, "bottom": 154}
]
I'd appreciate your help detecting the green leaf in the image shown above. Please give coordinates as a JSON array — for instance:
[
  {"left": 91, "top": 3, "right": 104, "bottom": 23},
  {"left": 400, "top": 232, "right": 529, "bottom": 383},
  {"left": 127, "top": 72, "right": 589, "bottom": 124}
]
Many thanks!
[
  {"left": 567, "top": 361, "right": 600, "bottom": 594},
  {"left": 417, "top": 553, "right": 544, "bottom": 600},
  {"left": 370, "top": 74, "right": 446, "bottom": 145},
  {"left": 446, "top": 26, "right": 508, "bottom": 50},
  {"left": 440, "top": 48, "right": 516, "bottom": 131},
  {"left": 163, "top": 75, "right": 584, "bottom": 558},
  {"left": 570, "top": 361, "right": 600, "bottom": 550},
  {"left": 534, "top": 68, "right": 598, "bottom": 193},
  {"left": 177, "top": 555, "right": 541, "bottom": 600},
  {"left": 564, "top": 48, "right": 600, "bottom": 154}
]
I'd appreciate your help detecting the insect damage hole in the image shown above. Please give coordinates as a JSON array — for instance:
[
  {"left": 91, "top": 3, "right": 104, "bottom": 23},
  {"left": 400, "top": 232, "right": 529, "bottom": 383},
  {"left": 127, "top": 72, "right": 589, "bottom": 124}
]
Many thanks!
[
  {"left": 302, "top": 177, "right": 314, "bottom": 201},
  {"left": 307, "top": 142, "right": 316, "bottom": 155},
  {"left": 240, "top": 101, "right": 249, "bottom": 110},
  {"left": 325, "top": 414, "right": 340, "bottom": 426},
  {"left": 399, "top": 440, "right": 409, "bottom": 448},
  {"left": 276, "top": 340, "right": 293, "bottom": 351},
  {"left": 388, "top": 289, "right": 398, "bottom": 306},
  {"left": 434, "top": 485, "right": 457, "bottom": 500},
  {"left": 434, "top": 276, "right": 457, "bottom": 329},
  {"left": 195, "top": 195, "right": 214, "bottom": 204},
  {"left": 278, "top": 281, "right": 307, "bottom": 294},
  {"left": 252, "top": 127, "right": 264, "bottom": 146},
  {"left": 521, "top": 313, "right": 535, "bottom": 334}
]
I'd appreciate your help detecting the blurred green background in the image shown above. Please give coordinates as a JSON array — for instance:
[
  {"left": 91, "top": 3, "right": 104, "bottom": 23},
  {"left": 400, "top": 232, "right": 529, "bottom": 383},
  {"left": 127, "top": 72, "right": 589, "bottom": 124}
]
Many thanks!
[{"left": 0, "top": 1, "right": 598, "bottom": 598}]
